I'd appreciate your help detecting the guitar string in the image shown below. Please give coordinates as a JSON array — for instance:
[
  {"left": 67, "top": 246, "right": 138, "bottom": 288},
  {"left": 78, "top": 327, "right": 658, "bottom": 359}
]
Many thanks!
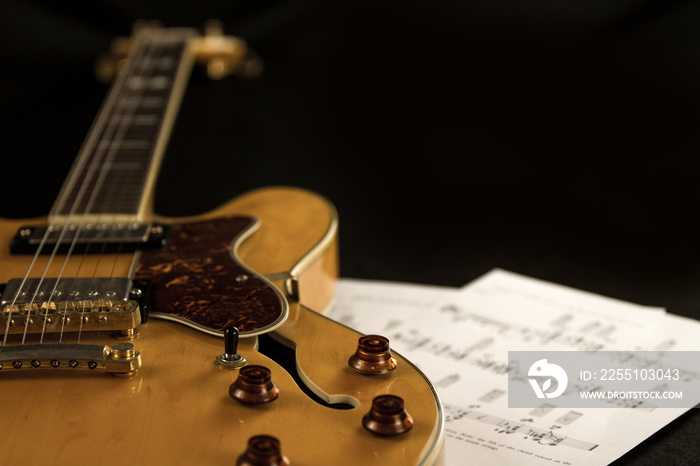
[
  {"left": 0, "top": 104, "right": 115, "bottom": 346},
  {"left": 0, "top": 32, "right": 159, "bottom": 347},
  {"left": 89, "top": 241, "right": 127, "bottom": 344},
  {"left": 4, "top": 30, "right": 187, "bottom": 349},
  {"left": 67, "top": 31, "right": 189, "bottom": 345},
  {"left": 82, "top": 33, "right": 180, "bottom": 344},
  {"left": 57, "top": 33, "right": 164, "bottom": 345},
  {"left": 1, "top": 221, "right": 57, "bottom": 346},
  {"left": 71, "top": 31, "right": 186, "bottom": 344},
  {"left": 58, "top": 236, "right": 90, "bottom": 343},
  {"left": 79, "top": 36, "right": 169, "bottom": 344},
  {"left": 2, "top": 137, "right": 108, "bottom": 346},
  {"left": 36, "top": 35, "right": 157, "bottom": 345}
]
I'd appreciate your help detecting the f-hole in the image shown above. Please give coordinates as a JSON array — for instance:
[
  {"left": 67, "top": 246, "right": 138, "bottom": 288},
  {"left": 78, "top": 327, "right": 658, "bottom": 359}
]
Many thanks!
[{"left": 256, "top": 333, "right": 354, "bottom": 410}]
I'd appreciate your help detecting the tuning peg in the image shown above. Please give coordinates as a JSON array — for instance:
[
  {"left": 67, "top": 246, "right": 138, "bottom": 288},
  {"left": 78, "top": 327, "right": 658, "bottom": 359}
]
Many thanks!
[
  {"left": 204, "top": 19, "right": 224, "bottom": 37},
  {"left": 195, "top": 20, "right": 263, "bottom": 80}
]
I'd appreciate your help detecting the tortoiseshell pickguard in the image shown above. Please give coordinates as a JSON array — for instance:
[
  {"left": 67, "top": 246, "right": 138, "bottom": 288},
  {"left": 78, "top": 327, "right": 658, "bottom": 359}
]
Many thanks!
[{"left": 134, "top": 217, "right": 285, "bottom": 336}]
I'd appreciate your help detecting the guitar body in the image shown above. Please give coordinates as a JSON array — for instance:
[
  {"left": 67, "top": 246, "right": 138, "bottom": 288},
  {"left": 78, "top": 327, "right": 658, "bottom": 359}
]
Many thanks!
[
  {"left": 0, "top": 186, "right": 445, "bottom": 465},
  {"left": 0, "top": 25, "right": 444, "bottom": 465}
]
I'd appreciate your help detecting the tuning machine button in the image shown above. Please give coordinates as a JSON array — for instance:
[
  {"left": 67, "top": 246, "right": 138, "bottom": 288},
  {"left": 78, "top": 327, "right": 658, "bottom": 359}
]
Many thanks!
[
  {"left": 229, "top": 365, "right": 279, "bottom": 404},
  {"left": 363, "top": 395, "right": 414, "bottom": 436},
  {"left": 215, "top": 326, "right": 246, "bottom": 369},
  {"left": 348, "top": 335, "right": 397, "bottom": 374},
  {"left": 237, "top": 435, "right": 289, "bottom": 466}
]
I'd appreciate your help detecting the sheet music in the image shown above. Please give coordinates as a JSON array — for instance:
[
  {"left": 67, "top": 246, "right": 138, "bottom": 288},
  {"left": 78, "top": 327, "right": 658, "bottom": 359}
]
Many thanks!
[{"left": 326, "top": 269, "right": 700, "bottom": 465}]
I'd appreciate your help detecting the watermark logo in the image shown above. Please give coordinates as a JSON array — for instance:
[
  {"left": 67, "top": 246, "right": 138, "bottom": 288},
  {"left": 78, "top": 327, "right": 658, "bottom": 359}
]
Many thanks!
[
  {"left": 528, "top": 358, "right": 568, "bottom": 399},
  {"left": 510, "top": 351, "right": 700, "bottom": 408}
]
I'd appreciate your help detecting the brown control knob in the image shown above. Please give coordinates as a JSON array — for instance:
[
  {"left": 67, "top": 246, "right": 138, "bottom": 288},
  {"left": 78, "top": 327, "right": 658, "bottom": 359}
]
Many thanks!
[
  {"left": 237, "top": 435, "right": 290, "bottom": 466},
  {"left": 348, "top": 335, "right": 397, "bottom": 374},
  {"left": 229, "top": 365, "right": 279, "bottom": 404},
  {"left": 362, "top": 395, "right": 414, "bottom": 436}
]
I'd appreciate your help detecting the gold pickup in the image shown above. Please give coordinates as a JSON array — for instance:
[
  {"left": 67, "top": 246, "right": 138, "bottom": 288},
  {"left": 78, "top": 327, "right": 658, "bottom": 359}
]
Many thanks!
[{"left": 1, "top": 300, "right": 141, "bottom": 335}]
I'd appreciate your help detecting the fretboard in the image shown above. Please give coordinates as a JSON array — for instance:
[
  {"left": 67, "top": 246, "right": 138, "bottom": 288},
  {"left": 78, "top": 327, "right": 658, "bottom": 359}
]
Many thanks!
[{"left": 52, "top": 28, "right": 198, "bottom": 224}]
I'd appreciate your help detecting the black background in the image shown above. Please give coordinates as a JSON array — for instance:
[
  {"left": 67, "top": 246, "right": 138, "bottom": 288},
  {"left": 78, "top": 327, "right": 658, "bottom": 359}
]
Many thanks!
[{"left": 2, "top": 1, "right": 700, "bottom": 464}]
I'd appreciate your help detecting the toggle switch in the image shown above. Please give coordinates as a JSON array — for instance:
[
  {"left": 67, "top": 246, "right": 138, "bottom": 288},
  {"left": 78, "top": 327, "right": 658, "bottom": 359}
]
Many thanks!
[{"left": 215, "top": 326, "right": 247, "bottom": 369}]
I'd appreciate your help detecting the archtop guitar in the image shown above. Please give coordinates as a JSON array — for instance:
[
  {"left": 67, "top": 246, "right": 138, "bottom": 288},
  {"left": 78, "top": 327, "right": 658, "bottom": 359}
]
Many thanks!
[{"left": 0, "top": 23, "right": 445, "bottom": 465}]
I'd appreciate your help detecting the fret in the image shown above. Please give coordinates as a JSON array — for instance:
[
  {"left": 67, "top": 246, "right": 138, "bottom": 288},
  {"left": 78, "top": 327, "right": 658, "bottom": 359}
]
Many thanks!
[
  {"left": 121, "top": 126, "right": 159, "bottom": 140},
  {"left": 52, "top": 28, "right": 198, "bottom": 222},
  {"left": 99, "top": 139, "right": 153, "bottom": 150},
  {"left": 125, "top": 75, "right": 173, "bottom": 91},
  {"left": 105, "top": 114, "right": 161, "bottom": 127},
  {"left": 129, "top": 114, "right": 161, "bottom": 125},
  {"left": 154, "top": 56, "right": 177, "bottom": 71},
  {"left": 117, "top": 96, "right": 167, "bottom": 110},
  {"left": 104, "top": 161, "right": 151, "bottom": 171}
]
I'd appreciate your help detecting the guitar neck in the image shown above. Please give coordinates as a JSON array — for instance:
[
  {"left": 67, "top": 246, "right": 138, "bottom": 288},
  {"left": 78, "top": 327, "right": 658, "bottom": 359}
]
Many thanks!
[{"left": 51, "top": 27, "right": 198, "bottom": 226}]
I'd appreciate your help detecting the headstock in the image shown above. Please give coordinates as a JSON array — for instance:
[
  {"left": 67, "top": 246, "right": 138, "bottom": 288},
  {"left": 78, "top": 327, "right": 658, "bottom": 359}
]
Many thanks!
[{"left": 95, "top": 20, "right": 263, "bottom": 83}]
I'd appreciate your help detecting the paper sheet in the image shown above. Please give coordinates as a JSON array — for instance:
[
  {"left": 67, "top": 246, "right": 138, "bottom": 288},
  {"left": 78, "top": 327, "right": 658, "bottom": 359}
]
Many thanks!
[{"left": 326, "top": 269, "right": 700, "bottom": 465}]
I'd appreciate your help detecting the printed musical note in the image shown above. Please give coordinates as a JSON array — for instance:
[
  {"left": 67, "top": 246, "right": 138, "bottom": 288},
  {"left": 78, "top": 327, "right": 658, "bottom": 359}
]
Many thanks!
[
  {"left": 523, "top": 428, "right": 565, "bottom": 446},
  {"left": 495, "top": 420, "right": 522, "bottom": 434}
]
